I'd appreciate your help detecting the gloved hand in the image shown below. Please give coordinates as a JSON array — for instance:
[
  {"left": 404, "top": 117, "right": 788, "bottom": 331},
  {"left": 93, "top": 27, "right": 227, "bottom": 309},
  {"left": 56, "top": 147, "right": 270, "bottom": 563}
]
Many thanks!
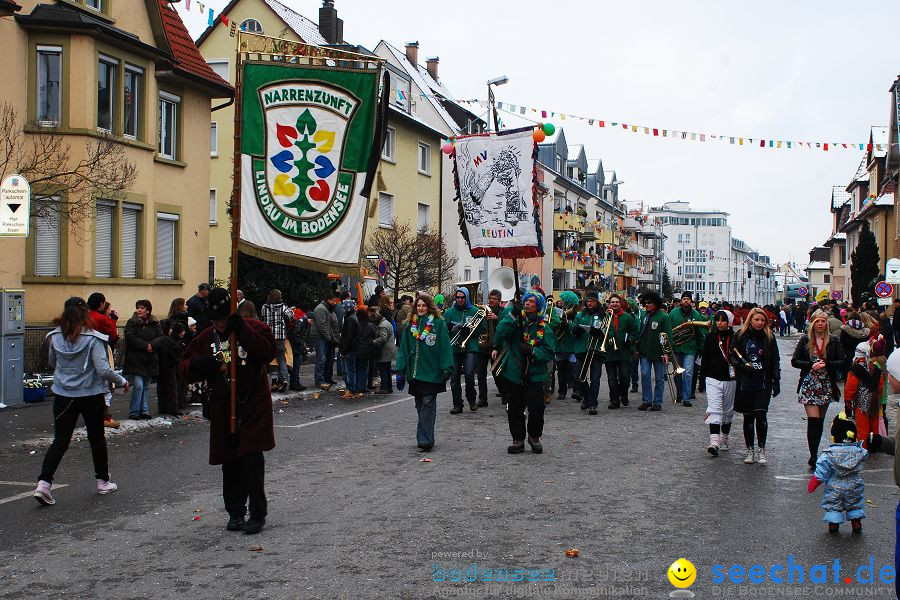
[
  {"left": 807, "top": 475, "right": 821, "bottom": 493},
  {"left": 190, "top": 355, "right": 222, "bottom": 377},
  {"left": 223, "top": 313, "right": 245, "bottom": 338},
  {"left": 573, "top": 327, "right": 585, "bottom": 338},
  {"left": 519, "top": 342, "right": 534, "bottom": 358},
  {"left": 771, "top": 380, "right": 780, "bottom": 398},
  {"left": 440, "top": 369, "right": 452, "bottom": 384},
  {"left": 697, "top": 377, "right": 706, "bottom": 394},
  {"left": 396, "top": 372, "right": 406, "bottom": 391}
]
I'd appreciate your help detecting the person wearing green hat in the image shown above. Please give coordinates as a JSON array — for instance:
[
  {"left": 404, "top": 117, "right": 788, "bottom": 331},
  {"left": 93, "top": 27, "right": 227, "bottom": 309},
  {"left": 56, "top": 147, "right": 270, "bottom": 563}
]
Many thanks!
[
  {"left": 571, "top": 290, "right": 605, "bottom": 414},
  {"left": 553, "top": 291, "right": 582, "bottom": 401},
  {"left": 492, "top": 290, "right": 556, "bottom": 453},
  {"left": 434, "top": 293, "right": 445, "bottom": 311}
]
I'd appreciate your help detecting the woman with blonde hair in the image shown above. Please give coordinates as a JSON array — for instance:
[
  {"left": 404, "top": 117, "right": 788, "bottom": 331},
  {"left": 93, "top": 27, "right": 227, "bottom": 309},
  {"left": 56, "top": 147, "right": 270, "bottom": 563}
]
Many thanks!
[
  {"left": 733, "top": 307, "right": 781, "bottom": 465},
  {"left": 791, "top": 309, "right": 845, "bottom": 469}
]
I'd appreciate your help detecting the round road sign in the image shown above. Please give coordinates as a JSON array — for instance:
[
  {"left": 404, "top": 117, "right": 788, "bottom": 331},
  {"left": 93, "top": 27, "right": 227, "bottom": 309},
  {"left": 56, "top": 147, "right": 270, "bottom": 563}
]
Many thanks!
[
  {"left": 797, "top": 286, "right": 809, "bottom": 297},
  {"left": 377, "top": 259, "right": 388, "bottom": 278},
  {"left": 831, "top": 290, "right": 842, "bottom": 301},
  {"left": 875, "top": 281, "right": 894, "bottom": 298}
]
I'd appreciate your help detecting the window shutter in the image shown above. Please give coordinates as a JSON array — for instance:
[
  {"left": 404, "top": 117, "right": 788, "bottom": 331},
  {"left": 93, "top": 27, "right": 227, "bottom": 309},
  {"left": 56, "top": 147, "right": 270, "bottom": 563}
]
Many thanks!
[
  {"left": 378, "top": 194, "right": 392, "bottom": 226},
  {"left": 156, "top": 213, "right": 178, "bottom": 280},
  {"left": 34, "top": 202, "right": 60, "bottom": 276},
  {"left": 209, "top": 190, "right": 217, "bottom": 224},
  {"left": 95, "top": 201, "right": 114, "bottom": 277},
  {"left": 121, "top": 204, "right": 140, "bottom": 278}
]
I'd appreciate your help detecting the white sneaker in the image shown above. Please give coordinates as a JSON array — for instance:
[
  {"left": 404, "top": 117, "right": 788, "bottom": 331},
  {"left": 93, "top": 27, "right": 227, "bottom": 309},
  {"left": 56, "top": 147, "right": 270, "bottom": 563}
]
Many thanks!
[
  {"left": 720, "top": 434, "right": 730, "bottom": 451},
  {"left": 34, "top": 480, "right": 55, "bottom": 505},
  {"left": 97, "top": 479, "right": 118, "bottom": 495},
  {"left": 757, "top": 448, "right": 768, "bottom": 465},
  {"left": 744, "top": 447, "right": 755, "bottom": 464},
  {"left": 707, "top": 434, "right": 720, "bottom": 456}
]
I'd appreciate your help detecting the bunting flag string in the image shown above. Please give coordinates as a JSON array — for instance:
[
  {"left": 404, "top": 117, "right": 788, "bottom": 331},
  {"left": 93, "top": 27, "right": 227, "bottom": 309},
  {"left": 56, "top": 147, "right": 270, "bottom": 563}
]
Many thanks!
[{"left": 440, "top": 98, "right": 890, "bottom": 152}]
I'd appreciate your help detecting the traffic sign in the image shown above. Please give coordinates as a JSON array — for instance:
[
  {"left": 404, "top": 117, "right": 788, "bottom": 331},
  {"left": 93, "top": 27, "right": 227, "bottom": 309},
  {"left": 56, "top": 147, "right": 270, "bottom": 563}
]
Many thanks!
[
  {"left": 875, "top": 281, "right": 894, "bottom": 298},
  {"left": 364, "top": 254, "right": 379, "bottom": 260},
  {"left": 377, "top": 259, "right": 388, "bottom": 277},
  {"left": 831, "top": 290, "right": 842, "bottom": 301},
  {"left": 887, "top": 258, "right": 900, "bottom": 284},
  {"left": 878, "top": 297, "right": 893, "bottom": 306},
  {"left": 797, "top": 286, "right": 809, "bottom": 297},
  {"left": 0, "top": 174, "right": 30, "bottom": 237}
]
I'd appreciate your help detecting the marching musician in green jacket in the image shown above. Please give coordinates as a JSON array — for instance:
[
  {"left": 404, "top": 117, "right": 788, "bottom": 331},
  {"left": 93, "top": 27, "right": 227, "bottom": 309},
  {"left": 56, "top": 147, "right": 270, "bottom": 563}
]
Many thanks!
[
  {"left": 492, "top": 290, "right": 556, "bottom": 454},
  {"left": 571, "top": 291, "right": 605, "bottom": 413},
  {"left": 667, "top": 291, "right": 706, "bottom": 407},
  {"left": 396, "top": 294, "right": 454, "bottom": 451},
  {"left": 602, "top": 294, "right": 639, "bottom": 409},
  {"left": 552, "top": 291, "right": 581, "bottom": 402},
  {"left": 443, "top": 287, "right": 483, "bottom": 414},
  {"left": 635, "top": 291, "right": 673, "bottom": 411}
]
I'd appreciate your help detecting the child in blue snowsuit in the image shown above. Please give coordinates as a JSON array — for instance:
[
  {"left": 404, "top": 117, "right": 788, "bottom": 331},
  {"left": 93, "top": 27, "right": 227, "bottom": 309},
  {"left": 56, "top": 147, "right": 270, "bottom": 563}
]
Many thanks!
[{"left": 808, "top": 413, "right": 867, "bottom": 533}]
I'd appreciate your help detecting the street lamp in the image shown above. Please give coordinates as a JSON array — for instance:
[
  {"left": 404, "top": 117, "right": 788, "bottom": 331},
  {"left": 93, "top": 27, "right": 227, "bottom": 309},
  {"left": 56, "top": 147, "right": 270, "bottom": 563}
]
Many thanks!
[{"left": 482, "top": 75, "right": 509, "bottom": 303}]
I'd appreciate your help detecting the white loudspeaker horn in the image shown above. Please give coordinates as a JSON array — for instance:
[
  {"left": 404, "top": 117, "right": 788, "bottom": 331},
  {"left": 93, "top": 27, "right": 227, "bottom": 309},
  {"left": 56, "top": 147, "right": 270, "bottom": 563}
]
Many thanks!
[{"left": 488, "top": 267, "right": 517, "bottom": 301}]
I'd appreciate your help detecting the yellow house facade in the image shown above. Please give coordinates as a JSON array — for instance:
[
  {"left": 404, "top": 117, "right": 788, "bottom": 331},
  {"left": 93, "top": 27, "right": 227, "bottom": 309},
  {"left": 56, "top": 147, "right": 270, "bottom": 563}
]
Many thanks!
[{"left": 0, "top": 0, "right": 232, "bottom": 324}]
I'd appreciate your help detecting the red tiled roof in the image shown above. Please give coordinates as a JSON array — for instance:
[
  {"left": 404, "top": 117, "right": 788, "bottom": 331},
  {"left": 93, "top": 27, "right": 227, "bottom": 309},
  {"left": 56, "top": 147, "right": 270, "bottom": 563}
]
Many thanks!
[{"left": 157, "top": 0, "right": 233, "bottom": 96}]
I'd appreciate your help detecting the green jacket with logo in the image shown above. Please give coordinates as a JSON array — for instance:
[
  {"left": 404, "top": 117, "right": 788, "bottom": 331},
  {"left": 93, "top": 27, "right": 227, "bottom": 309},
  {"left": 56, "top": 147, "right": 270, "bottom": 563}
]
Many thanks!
[
  {"left": 635, "top": 309, "right": 673, "bottom": 361},
  {"left": 494, "top": 312, "right": 556, "bottom": 384},
  {"left": 601, "top": 310, "right": 639, "bottom": 363},
  {"left": 552, "top": 306, "right": 578, "bottom": 354},
  {"left": 395, "top": 316, "right": 454, "bottom": 384},
  {"left": 667, "top": 307, "right": 706, "bottom": 355},
  {"left": 443, "top": 304, "right": 481, "bottom": 354},
  {"left": 571, "top": 307, "right": 604, "bottom": 354}
]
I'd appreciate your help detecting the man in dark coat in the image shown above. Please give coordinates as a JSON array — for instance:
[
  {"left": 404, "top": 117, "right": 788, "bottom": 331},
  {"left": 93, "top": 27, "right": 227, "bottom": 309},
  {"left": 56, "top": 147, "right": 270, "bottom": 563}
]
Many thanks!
[
  {"left": 187, "top": 283, "right": 211, "bottom": 333},
  {"left": 182, "top": 288, "right": 276, "bottom": 535}
]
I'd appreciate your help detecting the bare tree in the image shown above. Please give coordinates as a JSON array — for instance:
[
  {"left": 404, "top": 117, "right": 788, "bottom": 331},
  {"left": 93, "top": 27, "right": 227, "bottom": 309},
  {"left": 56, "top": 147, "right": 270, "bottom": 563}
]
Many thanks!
[
  {"left": 365, "top": 220, "right": 457, "bottom": 302},
  {"left": 0, "top": 102, "right": 138, "bottom": 234}
]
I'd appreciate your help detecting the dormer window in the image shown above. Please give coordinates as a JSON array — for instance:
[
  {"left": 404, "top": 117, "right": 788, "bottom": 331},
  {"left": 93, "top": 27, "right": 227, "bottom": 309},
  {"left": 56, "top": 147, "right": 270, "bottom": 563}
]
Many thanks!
[{"left": 240, "top": 19, "right": 263, "bottom": 33}]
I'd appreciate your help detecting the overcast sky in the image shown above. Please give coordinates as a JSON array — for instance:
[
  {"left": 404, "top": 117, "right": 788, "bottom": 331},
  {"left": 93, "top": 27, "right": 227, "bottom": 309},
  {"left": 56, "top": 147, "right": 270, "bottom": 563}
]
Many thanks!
[{"left": 179, "top": 0, "right": 900, "bottom": 267}]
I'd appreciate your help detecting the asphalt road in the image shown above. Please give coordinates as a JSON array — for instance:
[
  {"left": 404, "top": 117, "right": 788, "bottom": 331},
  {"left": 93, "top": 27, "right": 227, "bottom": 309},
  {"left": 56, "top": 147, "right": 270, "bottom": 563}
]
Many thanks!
[{"left": 0, "top": 333, "right": 898, "bottom": 599}]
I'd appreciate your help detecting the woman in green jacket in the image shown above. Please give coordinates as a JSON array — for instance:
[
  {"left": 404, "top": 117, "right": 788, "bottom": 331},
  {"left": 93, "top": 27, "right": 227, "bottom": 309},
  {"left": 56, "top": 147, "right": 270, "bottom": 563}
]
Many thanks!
[
  {"left": 492, "top": 291, "right": 556, "bottom": 454},
  {"left": 396, "top": 294, "right": 453, "bottom": 451}
]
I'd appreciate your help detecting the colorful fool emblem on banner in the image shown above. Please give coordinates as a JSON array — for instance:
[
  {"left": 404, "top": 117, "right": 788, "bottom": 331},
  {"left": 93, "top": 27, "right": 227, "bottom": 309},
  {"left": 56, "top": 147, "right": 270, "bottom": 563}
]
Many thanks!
[{"left": 258, "top": 82, "right": 358, "bottom": 238}]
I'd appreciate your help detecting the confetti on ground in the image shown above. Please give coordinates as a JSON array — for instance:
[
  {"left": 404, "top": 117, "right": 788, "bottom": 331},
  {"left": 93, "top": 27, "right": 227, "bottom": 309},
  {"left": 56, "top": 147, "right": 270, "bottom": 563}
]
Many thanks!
[
  {"left": 565, "top": 548, "right": 580, "bottom": 557},
  {"left": 420, "top": 458, "right": 433, "bottom": 463},
  {"left": 249, "top": 546, "right": 264, "bottom": 552},
  {"left": 192, "top": 516, "right": 202, "bottom": 521}
]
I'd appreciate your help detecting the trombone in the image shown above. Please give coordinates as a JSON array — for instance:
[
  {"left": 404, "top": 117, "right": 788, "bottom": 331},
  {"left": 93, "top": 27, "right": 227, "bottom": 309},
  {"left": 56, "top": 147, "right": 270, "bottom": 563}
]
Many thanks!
[
  {"left": 450, "top": 306, "right": 487, "bottom": 349},
  {"left": 659, "top": 332, "right": 686, "bottom": 403},
  {"left": 578, "top": 311, "right": 612, "bottom": 383},
  {"left": 556, "top": 305, "right": 579, "bottom": 341}
]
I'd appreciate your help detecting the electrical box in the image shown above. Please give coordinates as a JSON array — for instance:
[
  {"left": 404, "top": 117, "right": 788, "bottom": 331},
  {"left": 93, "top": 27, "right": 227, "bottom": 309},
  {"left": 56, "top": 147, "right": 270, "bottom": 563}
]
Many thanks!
[{"left": 0, "top": 289, "right": 25, "bottom": 406}]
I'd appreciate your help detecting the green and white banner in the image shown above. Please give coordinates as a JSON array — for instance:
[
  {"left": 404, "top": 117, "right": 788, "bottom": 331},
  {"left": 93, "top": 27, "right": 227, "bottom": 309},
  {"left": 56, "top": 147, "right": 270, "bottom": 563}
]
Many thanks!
[{"left": 239, "top": 62, "right": 379, "bottom": 271}]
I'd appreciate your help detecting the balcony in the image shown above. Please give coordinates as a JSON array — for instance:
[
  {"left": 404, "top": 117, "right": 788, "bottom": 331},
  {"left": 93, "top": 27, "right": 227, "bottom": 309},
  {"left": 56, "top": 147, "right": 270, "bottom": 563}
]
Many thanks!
[
  {"left": 627, "top": 267, "right": 640, "bottom": 279},
  {"left": 624, "top": 243, "right": 641, "bottom": 255},
  {"left": 553, "top": 212, "right": 583, "bottom": 233},
  {"left": 622, "top": 217, "right": 641, "bottom": 231},
  {"left": 639, "top": 246, "right": 655, "bottom": 257},
  {"left": 638, "top": 271, "right": 655, "bottom": 283}
]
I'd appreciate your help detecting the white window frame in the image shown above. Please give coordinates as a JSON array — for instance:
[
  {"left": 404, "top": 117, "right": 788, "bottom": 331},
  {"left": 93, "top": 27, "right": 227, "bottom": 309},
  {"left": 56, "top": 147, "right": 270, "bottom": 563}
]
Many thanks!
[
  {"left": 209, "top": 189, "right": 217, "bottom": 225},
  {"left": 417, "top": 142, "right": 431, "bottom": 175},
  {"left": 206, "top": 59, "right": 229, "bottom": 83},
  {"left": 123, "top": 65, "right": 142, "bottom": 139},
  {"left": 210, "top": 122, "right": 218, "bottom": 157},
  {"left": 36, "top": 45, "right": 62, "bottom": 126},
  {"left": 417, "top": 202, "right": 430, "bottom": 232},
  {"left": 85, "top": 0, "right": 103, "bottom": 11},
  {"left": 97, "top": 54, "right": 118, "bottom": 133},
  {"left": 95, "top": 200, "right": 116, "bottom": 278},
  {"left": 208, "top": 256, "right": 216, "bottom": 283},
  {"left": 382, "top": 126, "right": 396, "bottom": 162},
  {"left": 240, "top": 19, "right": 263, "bottom": 33},
  {"left": 378, "top": 192, "right": 394, "bottom": 228},
  {"left": 464, "top": 268, "right": 472, "bottom": 281},
  {"left": 120, "top": 202, "right": 141, "bottom": 279},
  {"left": 155, "top": 212, "right": 179, "bottom": 280},
  {"left": 158, "top": 91, "right": 181, "bottom": 160}
]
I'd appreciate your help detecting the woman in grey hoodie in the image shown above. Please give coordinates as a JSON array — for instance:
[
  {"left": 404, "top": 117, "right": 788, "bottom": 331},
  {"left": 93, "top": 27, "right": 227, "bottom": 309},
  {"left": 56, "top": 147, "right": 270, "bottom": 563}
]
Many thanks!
[{"left": 34, "top": 297, "right": 129, "bottom": 506}]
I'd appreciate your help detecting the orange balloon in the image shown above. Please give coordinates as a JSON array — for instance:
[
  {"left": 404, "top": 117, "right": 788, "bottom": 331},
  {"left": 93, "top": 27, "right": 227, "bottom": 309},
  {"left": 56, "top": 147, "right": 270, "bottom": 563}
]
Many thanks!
[{"left": 533, "top": 129, "right": 546, "bottom": 143}]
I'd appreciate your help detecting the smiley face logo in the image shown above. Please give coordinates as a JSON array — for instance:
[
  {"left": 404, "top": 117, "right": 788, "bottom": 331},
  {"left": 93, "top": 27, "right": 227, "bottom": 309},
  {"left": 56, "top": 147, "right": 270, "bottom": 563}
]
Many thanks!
[{"left": 667, "top": 559, "right": 696, "bottom": 588}]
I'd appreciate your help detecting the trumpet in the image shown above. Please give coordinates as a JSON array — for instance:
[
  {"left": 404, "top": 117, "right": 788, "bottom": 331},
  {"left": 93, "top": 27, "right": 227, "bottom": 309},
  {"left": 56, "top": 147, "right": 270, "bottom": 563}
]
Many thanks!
[
  {"left": 450, "top": 306, "right": 487, "bottom": 349},
  {"left": 578, "top": 312, "right": 610, "bottom": 383},
  {"left": 659, "top": 332, "right": 686, "bottom": 403},
  {"left": 599, "top": 309, "right": 618, "bottom": 353},
  {"left": 556, "top": 305, "right": 580, "bottom": 340},
  {"left": 491, "top": 347, "right": 508, "bottom": 378}
]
